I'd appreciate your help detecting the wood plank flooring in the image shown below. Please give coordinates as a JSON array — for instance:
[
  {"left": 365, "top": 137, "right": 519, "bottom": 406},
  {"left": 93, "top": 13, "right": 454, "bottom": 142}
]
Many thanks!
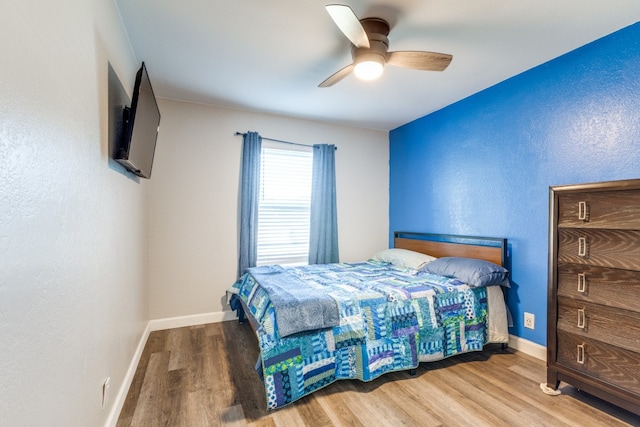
[{"left": 117, "top": 321, "right": 640, "bottom": 426}]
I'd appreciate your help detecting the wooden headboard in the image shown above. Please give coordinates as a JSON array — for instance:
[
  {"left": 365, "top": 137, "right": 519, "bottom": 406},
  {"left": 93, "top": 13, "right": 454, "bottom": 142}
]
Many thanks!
[{"left": 394, "top": 232, "right": 507, "bottom": 267}]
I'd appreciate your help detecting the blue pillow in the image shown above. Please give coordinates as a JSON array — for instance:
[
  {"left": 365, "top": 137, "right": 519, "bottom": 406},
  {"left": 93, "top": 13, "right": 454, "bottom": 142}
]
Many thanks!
[{"left": 422, "top": 257, "right": 509, "bottom": 288}]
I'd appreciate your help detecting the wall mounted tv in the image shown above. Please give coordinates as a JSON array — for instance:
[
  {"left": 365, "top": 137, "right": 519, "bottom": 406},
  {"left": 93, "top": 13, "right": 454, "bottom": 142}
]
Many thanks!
[{"left": 115, "top": 62, "right": 161, "bottom": 179}]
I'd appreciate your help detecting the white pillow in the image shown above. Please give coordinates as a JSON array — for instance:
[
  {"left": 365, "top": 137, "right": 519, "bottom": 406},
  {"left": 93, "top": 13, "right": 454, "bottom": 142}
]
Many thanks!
[{"left": 372, "top": 248, "right": 437, "bottom": 270}]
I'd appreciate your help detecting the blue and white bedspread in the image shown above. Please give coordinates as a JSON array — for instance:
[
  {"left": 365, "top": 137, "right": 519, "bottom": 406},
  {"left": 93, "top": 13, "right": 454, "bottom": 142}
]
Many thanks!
[{"left": 227, "top": 261, "right": 491, "bottom": 410}]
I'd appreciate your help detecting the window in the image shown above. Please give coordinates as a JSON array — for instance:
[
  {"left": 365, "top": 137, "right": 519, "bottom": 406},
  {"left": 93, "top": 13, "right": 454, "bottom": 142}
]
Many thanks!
[{"left": 256, "top": 143, "right": 313, "bottom": 266}]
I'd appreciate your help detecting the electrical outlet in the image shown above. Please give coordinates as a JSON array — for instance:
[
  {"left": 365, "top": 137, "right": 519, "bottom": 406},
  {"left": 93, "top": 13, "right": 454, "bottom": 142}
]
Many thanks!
[
  {"left": 524, "top": 312, "right": 535, "bottom": 330},
  {"left": 102, "top": 377, "right": 111, "bottom": 410}
]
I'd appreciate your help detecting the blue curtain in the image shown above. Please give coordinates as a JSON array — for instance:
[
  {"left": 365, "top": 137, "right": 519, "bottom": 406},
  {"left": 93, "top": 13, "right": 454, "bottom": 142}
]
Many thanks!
[
  {"left": 309, "top": 144, "right": 339, "bottom": 264},
  {"left": 238, "top": 131, "right": 262, "bottom": 277}
]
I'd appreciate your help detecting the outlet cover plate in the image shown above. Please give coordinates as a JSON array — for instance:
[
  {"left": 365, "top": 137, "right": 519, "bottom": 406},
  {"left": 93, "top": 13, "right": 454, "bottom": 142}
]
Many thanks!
[
  {"left": 524, "top": 312, "right": 535, "bottom": 329},
  {"left": 102, "top": 377, "right": 111, "bottom": 410}
]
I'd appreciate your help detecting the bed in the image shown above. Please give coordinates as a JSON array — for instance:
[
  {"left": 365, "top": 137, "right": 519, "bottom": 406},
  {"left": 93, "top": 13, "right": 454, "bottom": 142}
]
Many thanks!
[{"left": 227, "top": 232, "right": 510, "bottom": 410}]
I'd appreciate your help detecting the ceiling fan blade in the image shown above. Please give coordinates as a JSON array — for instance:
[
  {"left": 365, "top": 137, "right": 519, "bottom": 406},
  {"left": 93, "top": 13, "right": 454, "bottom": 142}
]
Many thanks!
[
  {"left": 325, "top": 4, "right": 370, "bottom": 48},
  {"left": 386, "top": 51, "right": 453, "bottom": 71},
  {"left": 318, "top": 63, "right": 354, "bottom": 88}
]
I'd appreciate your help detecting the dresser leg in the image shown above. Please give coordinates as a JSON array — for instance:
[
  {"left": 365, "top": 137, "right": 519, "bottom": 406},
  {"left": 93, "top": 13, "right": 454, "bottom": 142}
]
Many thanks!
[
  {"left": 546, "top": 371, "right": 560, "bottom": 390},
  {"left": 540, "top": 371, "right": 561, "bottom": 396}
]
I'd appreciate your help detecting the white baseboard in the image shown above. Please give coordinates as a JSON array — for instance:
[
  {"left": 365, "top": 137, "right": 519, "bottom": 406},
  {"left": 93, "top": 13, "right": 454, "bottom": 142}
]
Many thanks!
[
  {"left": 148, "top": 310, "right": 237, "bottom": 331},
  {"left": 508, "top": 334, "right": 546, "bottom": 361},
  {"left": 104, "top": 311, "right": 235, "bottom": 427},
  {"left": 105, "top": 321, "right": 151, "bottom": 427}
]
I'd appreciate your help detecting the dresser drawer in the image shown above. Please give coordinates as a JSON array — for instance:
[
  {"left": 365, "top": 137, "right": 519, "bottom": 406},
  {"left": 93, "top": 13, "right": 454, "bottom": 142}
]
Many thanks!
[
  {"left": 558, "top": 190, "right": 640, "bottom": 229},
  {"left": 557, "top": 297, "right": 640, "bottom": 353},
  {"left": 556, "top": 330, "right": 640, "bottom": 395},
  {"left": 557, "top": 228, "right": 640, "bottom": 271},
  {"left": 558, "top": 263, "right": 640, "bottom": 312}
]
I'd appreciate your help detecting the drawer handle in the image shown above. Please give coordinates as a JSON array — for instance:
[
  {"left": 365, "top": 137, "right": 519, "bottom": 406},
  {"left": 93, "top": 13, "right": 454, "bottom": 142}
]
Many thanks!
[
  {"left": 577, "top": 308, "right": 586, "bottom": 329},
  {"left": 577, "top": 343, "right": 586, "bottom": 364},
  {"left": 577, "top": 273, "right": 586, "bottom": 293},
  {"left": 578, "top": 237, "right": 587, "bottom": 257},
  {"left": 578, "top": 201, "right": 588, "bottom": 221}
]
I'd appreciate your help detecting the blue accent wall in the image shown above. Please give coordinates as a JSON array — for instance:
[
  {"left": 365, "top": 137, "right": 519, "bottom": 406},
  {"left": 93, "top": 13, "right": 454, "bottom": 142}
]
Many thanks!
[{"left": 390, "top": 23, "right": 640, "bottom": 346}]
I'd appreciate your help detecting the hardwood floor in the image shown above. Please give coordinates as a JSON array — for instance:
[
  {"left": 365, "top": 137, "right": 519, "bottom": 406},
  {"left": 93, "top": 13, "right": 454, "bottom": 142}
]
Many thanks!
[{"left": 117, "top": 321, "right": 640, "bottom": 426}]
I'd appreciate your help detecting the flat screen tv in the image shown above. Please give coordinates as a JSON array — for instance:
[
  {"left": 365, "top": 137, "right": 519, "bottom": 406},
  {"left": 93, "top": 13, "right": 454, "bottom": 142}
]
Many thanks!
[{"left": 115, "top": 62, "right": 160, "bottom": 179}]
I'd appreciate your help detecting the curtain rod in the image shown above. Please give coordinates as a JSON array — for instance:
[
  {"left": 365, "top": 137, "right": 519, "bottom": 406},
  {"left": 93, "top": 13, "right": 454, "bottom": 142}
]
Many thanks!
[{"left": 234, "top": 132, "right": 337, "bottom": 150}]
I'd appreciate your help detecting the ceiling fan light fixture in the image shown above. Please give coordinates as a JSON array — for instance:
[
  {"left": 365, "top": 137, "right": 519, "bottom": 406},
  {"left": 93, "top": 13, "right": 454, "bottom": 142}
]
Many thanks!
[{"left": 353, "top": 56, "right": 384, "bottom": 81}]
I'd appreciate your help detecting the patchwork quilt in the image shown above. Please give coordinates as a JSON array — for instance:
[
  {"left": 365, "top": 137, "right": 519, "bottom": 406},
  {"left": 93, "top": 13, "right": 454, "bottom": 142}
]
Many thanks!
[{"left": 227, "top": 261, "right": 491, "bottom": 410}]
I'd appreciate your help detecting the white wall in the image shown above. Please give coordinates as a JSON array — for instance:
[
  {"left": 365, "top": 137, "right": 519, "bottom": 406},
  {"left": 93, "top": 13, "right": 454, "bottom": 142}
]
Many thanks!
[
  {"left": 149, "top": 100, "right": 389, "bottom": 319},
  {"left": 0, "top": 1, "right": 147, "bottom": 426}
]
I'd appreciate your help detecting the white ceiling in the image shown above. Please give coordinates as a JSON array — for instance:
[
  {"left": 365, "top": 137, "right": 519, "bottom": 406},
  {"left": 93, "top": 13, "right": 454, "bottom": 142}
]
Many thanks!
[{"left": 115, "top": 1, "right": 640, "bottom": 131}]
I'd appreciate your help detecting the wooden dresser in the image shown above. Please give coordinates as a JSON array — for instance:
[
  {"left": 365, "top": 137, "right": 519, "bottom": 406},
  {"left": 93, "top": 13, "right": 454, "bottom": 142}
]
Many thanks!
[{"left": 546, "top": 178, "right": 640, "bottom": 415}]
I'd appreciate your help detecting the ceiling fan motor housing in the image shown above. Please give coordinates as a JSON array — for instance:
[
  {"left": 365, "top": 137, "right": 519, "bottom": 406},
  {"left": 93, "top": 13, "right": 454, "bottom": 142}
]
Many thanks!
[{"left": 351, "top": 18, "right": 390, "bottom": 66}]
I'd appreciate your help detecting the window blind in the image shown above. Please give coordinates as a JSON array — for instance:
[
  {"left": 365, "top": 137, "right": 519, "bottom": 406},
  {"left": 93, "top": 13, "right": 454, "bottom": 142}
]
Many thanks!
[{"left": 256, "top": 145, "right": 313, "bottom": 266}]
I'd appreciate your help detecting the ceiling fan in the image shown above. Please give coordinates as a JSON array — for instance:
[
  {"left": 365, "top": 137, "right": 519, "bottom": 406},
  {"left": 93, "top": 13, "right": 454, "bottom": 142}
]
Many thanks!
[{"left": 319, "top": 4, "right": 453, "bottom": 87}]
